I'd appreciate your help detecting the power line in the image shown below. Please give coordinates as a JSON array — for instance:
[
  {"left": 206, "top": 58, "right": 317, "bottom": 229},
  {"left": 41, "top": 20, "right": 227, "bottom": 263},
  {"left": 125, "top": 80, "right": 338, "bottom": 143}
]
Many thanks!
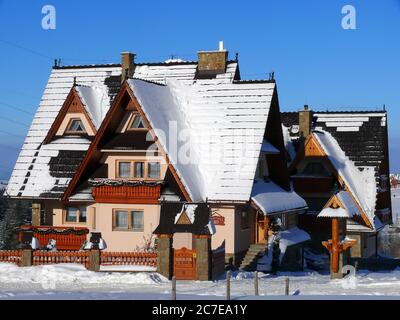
[
  {"left": 0, "top": 39, "right": 54, "bottom": 61},
  {"left": 0, "top": 101, "right": 35, "bottom": 116},
  {"left": 0, "top": 116, "right": 30, "bottom": 128},
  {"left": 0, "top": 130, "right": 25, "bottom": 139}
]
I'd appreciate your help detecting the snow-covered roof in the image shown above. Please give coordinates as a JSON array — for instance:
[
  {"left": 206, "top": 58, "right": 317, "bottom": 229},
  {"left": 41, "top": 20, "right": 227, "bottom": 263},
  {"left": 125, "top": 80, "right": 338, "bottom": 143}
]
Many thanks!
[
  {"left": 318, "top": 207, "right": 353, "bottom": 218},
  {"left": 314, "top": 130, "right": 376, "bottom": 226},
  {"left": 7, "top": 60, "right": 240, "bottom": 199},
  {"left": 75, "top": 85, "right": 110, "bottom": 129},
  {"left": 336, "top": 190, "right": 361, "bottom": 217},
  {"left": 279, "top": 227, "right": 311, "bottom": 253},
  {"left": 251, "top": 180, "right": 307, "bottom": 215},
  {"left": 128, "top": 78, "right": 276, "bottom": 202},
  {"left": 6, "top": 65, "right": 121, "bottom": 198}
]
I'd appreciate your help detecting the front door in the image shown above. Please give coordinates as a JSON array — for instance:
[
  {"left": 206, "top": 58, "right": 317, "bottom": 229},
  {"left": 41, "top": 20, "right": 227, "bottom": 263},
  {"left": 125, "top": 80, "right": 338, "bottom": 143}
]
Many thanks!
[{"left": 256, "top": 213, "right": 267, "bottom": 244}]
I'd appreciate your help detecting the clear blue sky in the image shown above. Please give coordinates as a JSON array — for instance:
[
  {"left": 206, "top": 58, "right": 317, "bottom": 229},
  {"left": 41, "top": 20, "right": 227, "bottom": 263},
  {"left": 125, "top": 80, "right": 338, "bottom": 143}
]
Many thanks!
[{"left": 0, "top": 0, "right": 399, "bottom": 179}]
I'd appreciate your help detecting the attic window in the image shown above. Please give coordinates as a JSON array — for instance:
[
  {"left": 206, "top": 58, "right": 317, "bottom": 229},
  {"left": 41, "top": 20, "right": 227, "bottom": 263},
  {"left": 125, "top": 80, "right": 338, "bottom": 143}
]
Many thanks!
[
  {"left": 66, "top": 119, "right": 86, "bottom": 135},
  {"left": 127, "top": 113, "right": 146, "bottom": 130}
]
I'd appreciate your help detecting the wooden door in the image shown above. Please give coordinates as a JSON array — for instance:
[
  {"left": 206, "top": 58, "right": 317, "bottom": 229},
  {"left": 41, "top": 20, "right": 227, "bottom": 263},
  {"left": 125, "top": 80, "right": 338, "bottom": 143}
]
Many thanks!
[
  {"left": 174, "top": 247, "right": 196, "bottom": 280},
  {"left": 256, "top": 214, "right": 267, "bottom": 244}
]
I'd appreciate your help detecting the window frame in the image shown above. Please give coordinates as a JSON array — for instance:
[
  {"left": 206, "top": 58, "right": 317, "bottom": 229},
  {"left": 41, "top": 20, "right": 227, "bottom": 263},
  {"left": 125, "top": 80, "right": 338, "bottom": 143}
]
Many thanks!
[
  {"left": 64, "top": 206, "right": 87, "bottom": 224},
  {"left": 240, "top": 210, "right": 250, "bottom": 230},
  {"left": 65, "top": 118, "right": 87, "bottom": 135},
  {"left": 112, "top": 208, "right": 144, "bottom": 232},
  {"left": 115, "top": 160, "right": 161, "bottom": 180},
  {"left": 126, "top": 112, "right": 147, "bottom": 131}
]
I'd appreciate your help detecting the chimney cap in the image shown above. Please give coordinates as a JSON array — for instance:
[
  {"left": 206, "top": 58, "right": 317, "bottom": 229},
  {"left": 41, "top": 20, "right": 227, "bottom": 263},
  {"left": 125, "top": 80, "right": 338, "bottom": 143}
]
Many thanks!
[{"left": 304, "top": 104, "right": 309, "bottom": 111}]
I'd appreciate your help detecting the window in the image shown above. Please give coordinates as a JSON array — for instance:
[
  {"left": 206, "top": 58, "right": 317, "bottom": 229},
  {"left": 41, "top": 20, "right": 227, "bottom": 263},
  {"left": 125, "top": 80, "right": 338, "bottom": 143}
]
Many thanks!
[
  {"left": 116, "top": 160, "right": 161, "bottom": 180},
  {"left": 241, "top": 210, "right": 249, "bottom": 230},
  {"left": 302, "top": 162, "right": 329, "bottom": 176},
  {"left": 118, "top": 162, "right": 131, "bottom": 178},
  {"left": 113, "top": 209, "right": 144, "bottom": 231},
  {"left": 128, "top": 113, "right": 145, "bottom": 130},
  {"left": 148, "top": 162, "right": 160, "bottom": 179},
  {"left": 134, "top": 162, "right": 145, "bottom": 178},
  {"left": 66, "top": 119, "right": 86, "bottom": 134},
  {"left": 65, "top": 206, "right": 87, "bottom": 223}
]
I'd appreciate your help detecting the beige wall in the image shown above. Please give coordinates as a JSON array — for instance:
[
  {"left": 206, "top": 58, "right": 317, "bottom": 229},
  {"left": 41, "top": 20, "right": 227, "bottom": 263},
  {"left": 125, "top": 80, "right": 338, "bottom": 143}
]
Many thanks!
[
  {"left": 173, "top": 233, "right": 194, "bottom": 250},
  {"left": 211, "top": 205, "right": 255, "bottom": 254},
  {"left": 55, "top": 113, "right": 96, "bottom": 136},
  {"left": 52, "top": 201, "right": 160, "bottom": 252},
  {"left": 103, "top": 153, "right": 167, "bottom": 179},
  {"left": 347, "top": 232, "right": 377, "bottom": 258}
]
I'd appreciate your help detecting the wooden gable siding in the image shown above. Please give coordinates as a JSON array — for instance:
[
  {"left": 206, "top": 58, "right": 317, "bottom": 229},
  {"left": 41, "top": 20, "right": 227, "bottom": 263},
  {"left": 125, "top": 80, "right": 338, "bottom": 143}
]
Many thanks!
[
  {"left": 289, "top": 134, "right": 373, "bottom": 229},
  {"left": 63, "top": 82, "right": 192, "bottom": 203},
  {"left": 44, "top": 87, "right": 96, "bottom": 144}
]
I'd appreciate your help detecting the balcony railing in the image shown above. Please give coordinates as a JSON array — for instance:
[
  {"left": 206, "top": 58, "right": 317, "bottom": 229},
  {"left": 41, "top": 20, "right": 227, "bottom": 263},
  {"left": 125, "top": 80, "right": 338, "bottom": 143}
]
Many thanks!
[{"left": 91, "top": 181, "right": 161, "bottom": 204}]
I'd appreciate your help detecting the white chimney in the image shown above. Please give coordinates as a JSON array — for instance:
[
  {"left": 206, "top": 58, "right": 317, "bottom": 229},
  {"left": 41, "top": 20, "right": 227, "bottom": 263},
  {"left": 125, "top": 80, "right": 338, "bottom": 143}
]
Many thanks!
[{"left": 219, "top": 41, "right": 224, "bottom": 51}]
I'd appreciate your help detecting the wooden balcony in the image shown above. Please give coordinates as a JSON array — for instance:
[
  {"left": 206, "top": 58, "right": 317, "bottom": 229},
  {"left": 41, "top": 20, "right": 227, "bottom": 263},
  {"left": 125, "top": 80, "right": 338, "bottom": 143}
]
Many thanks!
[
  {"left": 92, "top": 184, "right": 161, "bottom": 204},
  {"left": 18, "top": 226, "right": 89, "bottom": 251}
]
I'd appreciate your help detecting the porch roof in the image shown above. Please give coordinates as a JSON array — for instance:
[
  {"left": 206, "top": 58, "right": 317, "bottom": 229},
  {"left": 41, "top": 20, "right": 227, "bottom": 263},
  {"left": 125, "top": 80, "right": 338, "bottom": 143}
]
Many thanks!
[{"left": 251, "top": 179, "right": 307, "bottom": 215}]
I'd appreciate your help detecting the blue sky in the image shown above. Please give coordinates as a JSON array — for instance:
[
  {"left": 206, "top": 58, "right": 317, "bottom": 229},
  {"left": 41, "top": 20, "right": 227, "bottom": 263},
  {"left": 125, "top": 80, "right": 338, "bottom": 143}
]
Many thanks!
[{"left": 0, "top": 0, "right": 399, "bottom": 179}]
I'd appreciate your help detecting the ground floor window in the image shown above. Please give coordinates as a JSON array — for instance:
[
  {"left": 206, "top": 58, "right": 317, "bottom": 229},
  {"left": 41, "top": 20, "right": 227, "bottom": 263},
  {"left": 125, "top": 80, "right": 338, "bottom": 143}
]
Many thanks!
[
  {"left": 65, "top": 206, "right": 87, "bottom": 223},
  {"left": 113, "top": 209, "right": 144, "bottom": 231},
  {"left": 241, "top": 210, "right": 249, "bottom": 230}
]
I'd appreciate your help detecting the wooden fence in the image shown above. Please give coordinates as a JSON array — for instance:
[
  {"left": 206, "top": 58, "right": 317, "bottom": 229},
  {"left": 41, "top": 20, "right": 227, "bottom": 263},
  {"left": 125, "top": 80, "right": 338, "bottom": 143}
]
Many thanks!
[
  {"left": 0, "top": 250, "right": 22, "bottom": 265},
  {"left": 32, "top": 251, "right": 90, "bottom": 268},
  {"left": 100, "top": 251, "right": 157, "bottom": 267}
]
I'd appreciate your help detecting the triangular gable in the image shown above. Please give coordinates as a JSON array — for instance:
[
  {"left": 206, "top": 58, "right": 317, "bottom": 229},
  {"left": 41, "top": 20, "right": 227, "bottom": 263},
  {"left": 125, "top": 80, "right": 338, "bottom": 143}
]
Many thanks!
[
  {"left": 290, "top": 133, "right": 373, "bottom": 229},
  {"left": 176, "top": 212, "right": 192, "bottom": 225},
  {"left": 62, "top": 81, "right": 192, "bottom": 202},
  {"left": 44, "top": 86, "right": 97, "bottom": 144}
]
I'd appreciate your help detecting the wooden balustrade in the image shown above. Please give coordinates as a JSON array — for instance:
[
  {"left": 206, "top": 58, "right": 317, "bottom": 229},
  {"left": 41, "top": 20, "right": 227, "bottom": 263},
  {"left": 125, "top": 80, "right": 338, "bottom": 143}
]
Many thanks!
[
  {"left": 92, "top": 185, "right": 161, "bottom": 204},
  {"left": 0, "top": 250, "right": 22, "bottom": 265},
  {"left": 32, "top": 251, "right": 90, "bottom": 268},
  {"left": 100, "top": 251, "right": 158, "bottom": 267},
  {"left": 18, "top": 226, "right": 89, "bottom": 251}
]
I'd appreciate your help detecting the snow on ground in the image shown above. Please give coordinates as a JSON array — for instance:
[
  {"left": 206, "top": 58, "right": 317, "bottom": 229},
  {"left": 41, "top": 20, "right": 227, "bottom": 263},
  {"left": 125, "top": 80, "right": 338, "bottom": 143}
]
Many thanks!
[{"left": 2, "top": 263, "right": 400, "bottom": 299}]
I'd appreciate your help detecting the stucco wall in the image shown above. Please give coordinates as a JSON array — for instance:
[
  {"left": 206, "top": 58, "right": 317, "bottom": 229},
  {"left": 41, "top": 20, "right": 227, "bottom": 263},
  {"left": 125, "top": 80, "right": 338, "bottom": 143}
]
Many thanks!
[{"left": 52, "top": 201, "right": 160, "bottom": 252}]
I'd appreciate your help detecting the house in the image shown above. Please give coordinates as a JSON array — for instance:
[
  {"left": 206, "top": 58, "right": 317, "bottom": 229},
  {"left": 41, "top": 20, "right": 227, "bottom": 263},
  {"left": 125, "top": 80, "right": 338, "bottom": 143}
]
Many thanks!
[
  {"left": 6, "top": 43, "right": 309, "bottom": 278},
  {"left": 281, "top": 106, "right": 392, "bottom": 258}
]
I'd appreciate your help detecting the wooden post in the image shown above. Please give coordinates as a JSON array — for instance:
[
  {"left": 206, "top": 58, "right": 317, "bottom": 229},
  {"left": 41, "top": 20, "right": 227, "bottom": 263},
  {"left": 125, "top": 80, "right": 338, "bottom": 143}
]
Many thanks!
[
  {"left": 331, "top": 217, "right": 340, "bottom": 273},
  {"left": 285, "top": 277, "right": 289, "bottom": 296},
  {"left": 171, "top": 276, "right": 176, "bottom": 300},
  {"left": 226, "top": 270, "right": 231, "bottom": 300},
  {"left": 20, "top": 249, "right": 32, "bottom": 267},
  {"left": 88, "top": 249, "right": 100, "bottom": 272},
  {"left": 254, "top": 271, "right": 259, "bottom": 296}
]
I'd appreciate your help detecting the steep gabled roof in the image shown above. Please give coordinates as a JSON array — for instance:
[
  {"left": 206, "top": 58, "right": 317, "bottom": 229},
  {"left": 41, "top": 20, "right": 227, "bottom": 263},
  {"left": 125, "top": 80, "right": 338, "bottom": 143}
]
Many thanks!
[
  {"left": 127, "top": 78, "right": 276, "bottom": 202},
  {"left": 7, "top": 60, "right": 240, "bottom": 200},
  {"left": 6, "top": 65, "right": 121, "bottom": 199}
]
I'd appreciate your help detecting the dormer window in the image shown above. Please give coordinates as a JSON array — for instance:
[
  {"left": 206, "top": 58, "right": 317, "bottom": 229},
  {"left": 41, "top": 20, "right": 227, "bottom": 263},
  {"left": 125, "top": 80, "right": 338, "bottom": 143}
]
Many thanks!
[
  {"left": 65, "top": 118, "right": 86, "bottom": 135},
  {"left": 127, "top": 113, "right": 146, "bottom": 130}
]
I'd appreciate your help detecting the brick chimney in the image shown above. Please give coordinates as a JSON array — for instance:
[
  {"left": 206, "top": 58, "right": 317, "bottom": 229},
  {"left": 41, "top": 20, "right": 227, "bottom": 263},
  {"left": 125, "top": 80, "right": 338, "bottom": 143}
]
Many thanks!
[
  {"left": 299, "top": 105, "right": 313, "bottom": 138},
  {"left": 197, "top": 41, "right": 228, "bottom": 78},
  {"left": 121, "top": 52, "right": 136, "bottom": 83}
]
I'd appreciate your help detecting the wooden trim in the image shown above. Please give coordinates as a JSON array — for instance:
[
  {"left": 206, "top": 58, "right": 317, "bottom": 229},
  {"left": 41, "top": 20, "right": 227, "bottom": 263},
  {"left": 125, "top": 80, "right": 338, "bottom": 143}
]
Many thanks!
[
  {"left": 126, "top": 112, "right": 147, "bottom": 132},
  {"left": 64, "top": 117, "right": 88, "bottom": 135},
  {"left": 63, "top": 82, "right": 192, "bottom": 203},
  {"left": 112, "top": 208, "right": 144, "bottom": 232},
  {"left": 44, "top": 87, "right": 96, "bottom": 144}
]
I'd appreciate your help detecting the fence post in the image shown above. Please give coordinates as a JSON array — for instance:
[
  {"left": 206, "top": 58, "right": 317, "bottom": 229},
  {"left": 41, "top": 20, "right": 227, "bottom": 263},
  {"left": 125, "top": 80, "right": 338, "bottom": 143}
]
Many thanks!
[
  {"left": 171, "top": 276, "right": 176, "bottom": 300},
  {"left": 226, "top": 270, "right": 231, "bottom": 300},
  {"left": 89, "top": 249, "right": 100, "bottom": 272},
  {"left": 285, "top": 277, "right": 290, "bottom": 296},
  {"left": 20, "top": 249, "right": 32, "bottom": 267},
  {"left": 254, "top": 271, "right": 259, "bottom": 296}
]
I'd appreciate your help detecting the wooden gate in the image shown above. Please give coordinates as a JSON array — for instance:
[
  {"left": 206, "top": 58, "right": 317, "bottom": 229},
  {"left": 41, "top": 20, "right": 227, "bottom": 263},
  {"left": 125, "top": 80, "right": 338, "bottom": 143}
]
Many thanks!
[{"left": 174, "top": 247, "right": 196, "bottom": 280}]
